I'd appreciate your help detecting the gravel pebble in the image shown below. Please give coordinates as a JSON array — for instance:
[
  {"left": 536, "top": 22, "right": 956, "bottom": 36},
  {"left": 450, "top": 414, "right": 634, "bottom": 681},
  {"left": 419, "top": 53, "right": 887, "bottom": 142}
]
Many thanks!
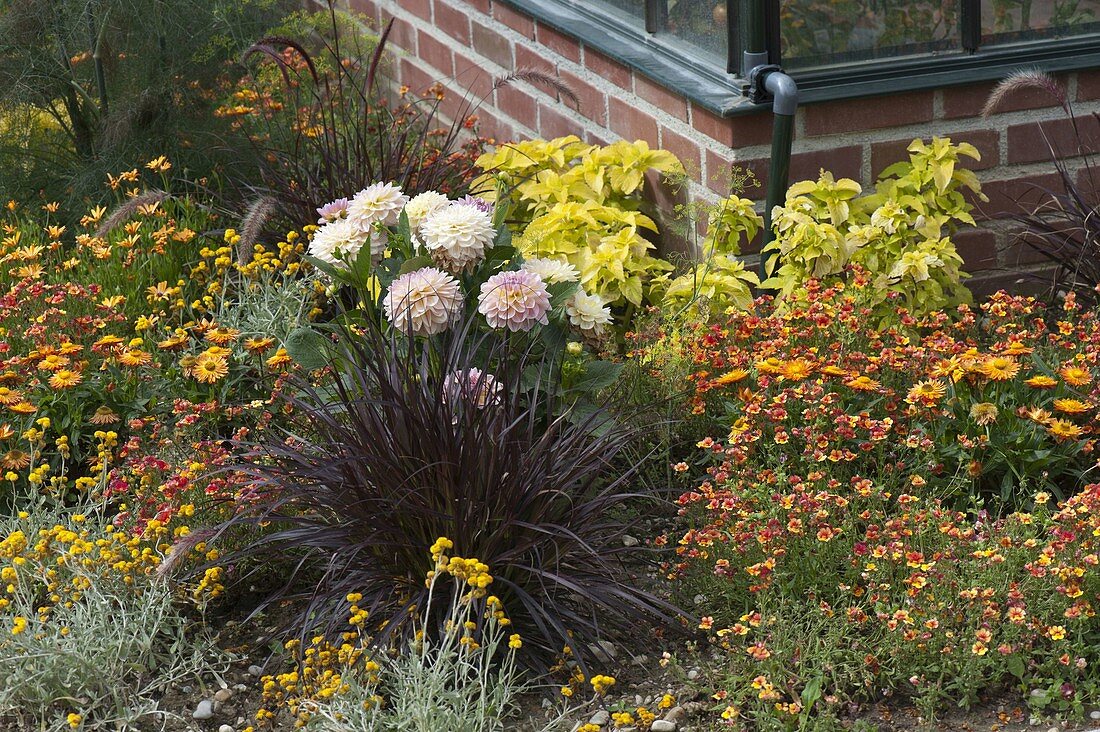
[
  {"left": 218, "top": 726, "right": 234, "bottom": 732},
  {"left": 192, "top": 699, "right": 216, "bottom": 720},
  {"left": 589, "top": 710, "right": 610, "bottom": 726},
  {"left": 622, "top": 535, "right": 639, "bottom": 547},
  {"left": 214, "top": 688, "right": 234, "bottom": 703},
  {"left": 651, "top": 721, "right": 677, "bottom": 732},
  {"left": 248, "top": 664, "right": 264, "bottom": 677},
  {"left": 1092, "top": 710, "right": 1100, "bottom": 720}
]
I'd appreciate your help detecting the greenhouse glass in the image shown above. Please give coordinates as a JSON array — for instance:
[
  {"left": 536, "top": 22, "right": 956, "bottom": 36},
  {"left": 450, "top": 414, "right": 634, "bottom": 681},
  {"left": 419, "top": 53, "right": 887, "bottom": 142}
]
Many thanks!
[{"left": 501, "top": 0, "right": 1100, "bottom": 111}]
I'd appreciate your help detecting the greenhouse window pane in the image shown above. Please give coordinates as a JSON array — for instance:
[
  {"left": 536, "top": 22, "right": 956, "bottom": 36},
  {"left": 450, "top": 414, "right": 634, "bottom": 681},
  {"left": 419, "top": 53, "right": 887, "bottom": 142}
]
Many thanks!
[
  {"left": 657, "top": 0, "right": 731, "bottom": 60},
  {"left": 982, "top": 0, "right": 1100, "bottom": 44},
  {"left": 589, "top": 0, "right": 647, "bottom": 29},
  {"left": 781, "top": 0, "right": 960, "bottom": 69}
]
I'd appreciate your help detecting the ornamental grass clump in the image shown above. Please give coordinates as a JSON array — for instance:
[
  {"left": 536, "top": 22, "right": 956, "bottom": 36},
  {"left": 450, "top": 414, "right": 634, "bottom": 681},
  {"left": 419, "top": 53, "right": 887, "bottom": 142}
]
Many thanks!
[{"left": 209, "top": 312, "right": 681, "bottom": 670}]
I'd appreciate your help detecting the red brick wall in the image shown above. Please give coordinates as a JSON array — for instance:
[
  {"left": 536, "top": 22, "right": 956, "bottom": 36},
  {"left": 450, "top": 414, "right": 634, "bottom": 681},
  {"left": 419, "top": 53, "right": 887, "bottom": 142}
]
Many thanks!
[{"left": 348, "top": 0, "right": 1100, "bottom": 292}]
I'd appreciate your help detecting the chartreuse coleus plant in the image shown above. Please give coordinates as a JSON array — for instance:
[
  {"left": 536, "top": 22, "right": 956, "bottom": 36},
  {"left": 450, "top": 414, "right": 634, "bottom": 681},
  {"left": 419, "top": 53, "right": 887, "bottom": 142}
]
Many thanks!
[
  {"left": 475, "top": 136, "right": 685, "bottom": 315},
  {"left": 763, "top": 137, "right": 987, "bottom": 322}
]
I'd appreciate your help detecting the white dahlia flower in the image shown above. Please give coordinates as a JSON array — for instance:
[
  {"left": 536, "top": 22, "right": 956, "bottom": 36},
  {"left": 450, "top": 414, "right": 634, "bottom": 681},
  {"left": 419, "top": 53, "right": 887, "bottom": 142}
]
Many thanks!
[
  {"left": 402, "top": 191, "right": 451, "bottom": 231},
  {"left": 383, "top": 267, "right": 464, "bottom": 336},
  {"left": 347, "top": 182, "right": 409, "bottom": 231},
  {"left": 566, "top": 290, "right": 613, "bottom": 332},
  {"left": 420, "top": 203, "right": 495, "bottom": 271},
  {"left": 478, "top": 270, "right": 551, "bottom": 332},
  {"left": 308, "top": 217, "right": 369, "bottom": 268},
  {"left": 522, "top": 257, "right": 579, "bottom": 284}
]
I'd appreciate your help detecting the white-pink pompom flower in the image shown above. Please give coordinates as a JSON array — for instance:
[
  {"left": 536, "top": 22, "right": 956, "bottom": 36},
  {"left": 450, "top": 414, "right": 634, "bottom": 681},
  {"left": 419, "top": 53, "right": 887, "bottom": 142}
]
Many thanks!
[
  {"left": 347, "top": 182, "right": 409, "bottom": 231},
  {"left": 477, "top": 270, "right": 551, "bottom": 332},
  {"left": 420, "top": 202, "right": 495, "bottom": 271},
  {"left": 383, "top": 267, "right": 464, "bottom": 336},
  {"left": 444, "top": 367, "right": 502, "bottom": 409}
]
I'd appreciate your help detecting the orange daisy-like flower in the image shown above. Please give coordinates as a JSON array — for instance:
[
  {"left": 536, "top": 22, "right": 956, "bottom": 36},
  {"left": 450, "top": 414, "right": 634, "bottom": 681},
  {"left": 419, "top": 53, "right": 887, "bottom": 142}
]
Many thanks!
[
  {"left": 37, "top": 354, "right": 70, "bottom": 371},
  {"left": 980, "top": 356, "right": 1020, "bottom": 381},
  {"left": 1024, "top": 375, "right": 1058, "bottom": 389},
  {"left": 204, "top": 327, "right": 241, "bottom": 345},
  {"left": 1021, "top": 406, "right": 1053, "bottom": 425},
  {"left": 92, "top": 335, "right": 125, "bottom": 349},
  {"left": 203, "top": 346, "right": 233, "bottom": 360},
  {"left": 906, "top": 380, "right": 947, "bottom": 406},
  {"left": 157, "top": 335, "right": 189, "bottom": 351},
  {"left": 1048, "top": 419, "right": 1083, "bottom": 441},
  {"left": 845, "top": 375, "right": 881, "bottom": 392},
  {"left": 48, "top": 369, "right": 83, "bottom": 389},
  {"left": 711, "top": 368, "right": 749, "bottom": 387},
  {"left": 116, "top": 348, "right": 152, "bottom": 367},
  {"left": 8, "top": 402, "right": 36, "bottom": 415},
  {"left": 1053, "top": 398, "right": 1092, "bottom": 415},
  {"left": 970, "top": 402, "right": 999, "bottom": 426},
  {"left": 0, "top": 424, "right": 12, "bottom": 440},
  {"left": 0, "top": 387, "right": 23, "bottom": 406},
  {"left": 88, "top": 406, "right": 119, "bottom": 425},
  {"left": 1001, "top": 341, "right": 1033, "bottom": 356},
  {"left": 191, "top": 353, "right": 229, "bottom": 384},
  {"left": 779, "top": 358, "right": 815, "bottom": 382},
  {"left": 244, "top": 337, "right": 276, "bottom": 356},
  {"left": 819, "top": 365, "right": 850, "bottom": 378},
  {"left": 266, "top": 348, "right": 293, "bottom": 369},
  {"left": 1, "top": 449, "right": 31, "bottom": 470},
  {"left": 929, "top": 356, "right": 966, "bottom": 382},
  {"left": 754, "top": 357, "right": 784, "bottom": 375},
  {"left": 1059, "top": 364, "right": 1092, "bottom": 387}
]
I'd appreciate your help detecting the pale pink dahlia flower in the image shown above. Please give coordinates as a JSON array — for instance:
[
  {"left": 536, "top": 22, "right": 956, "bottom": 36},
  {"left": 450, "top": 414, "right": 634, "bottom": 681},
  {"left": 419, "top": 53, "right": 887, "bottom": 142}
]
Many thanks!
[
  {"left": 383, "top": 267, "right": 464, "bottom": 336},
  {"left": 444, "top": 367, "right": 502, "bottom": 408},
  {"left": 477, "top": 270, "right": 551, "bottom": 332}
]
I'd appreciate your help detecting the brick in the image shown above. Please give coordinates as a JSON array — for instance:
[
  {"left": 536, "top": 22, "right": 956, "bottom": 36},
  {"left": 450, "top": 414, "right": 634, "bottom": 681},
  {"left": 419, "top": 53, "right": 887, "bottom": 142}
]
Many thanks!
[
  {"left": 472, "top": 108, "right": 516, "bottom": 143},
  {"left": 738, "top": 145, "right": 864, "bottom": 200},
  {"left": 536, "top": 23, "right": 581, "bottom": 63},
  {"left": 659, "top": 125, "right": 702, "bottom": 183},
  {"left": 388, "top": 17, "right": 417, "bottom": 53},
  {"left": 399, "top": 57, "right": 434, "bottom": 96},
  {"left": 399, "top": 0, "right": 431, "bottom": 21},
  {"left": 870, "top": 129, "right": 999, "bottom": 178},
  {"left": 608, "top": 96, "right": 658, "bottom": 143},
  {"left": 471, "top": 20, "right": 512, "bottom": 69},
  {"left": 453, "top": 49, "right": 495, "bottom": 99},
  {"left": 706, "top": 149, "right": 764, "bottom": 199},
  {"left": 943, "top": 76, "right": 1066, "bottom": 119},
  {"left": 492, "top": 3, "right": 535, "bottom": 37},
  {"left": 635, "top": 75, "right": 688, "bottom": 122},
  {"left": 495, "top": 84, "right": 538, "bottom": 130},
  {"left": 585, "top": 129, "right": 612, "bottom": 146},
  {"left": 968, "top": 270, "right": 1049, "bottom": 298},
  {"left": 538, "top": 102, "right": 578, "bottom": 140},
  {"left": 803, "top": 91, "right": 934, "bottom": 137},
  {"left": 978, "top": 173, "right": 1064, "bottom": 217},
  {"left": 435, "top": 2, "right": 471, "bottom": 45},
  {"left": 1001, "top": 228, "right": 1060, "bottom": 268},
  {"left": 514, "top": 43, "right": 556, "bottom": 75},
  {"left": 1078, "top": 69, "right": 1100, "bottom": 102},
  {"left": 557, "top": 69, "right": 606, "bottom": 125},
  {"left": 348, "top": 0, "right": 378, "bottom": 22},
  {"left": 952, "top": 228, "right": 998, "bottom": 270},
  {"left": 417, "top": 30, "right": 454, "bottom": 76},
  {"left": 584, "top": 49, "right": 631, "bottom": 89},
  {"left": 1006, "top": 116, "right": 1100, "bottom": 165},
  {"left": 644, "top": 169, "right": 692, "bottom": 256},
  {"left": 465, "top": 0, "right": 491, "bottom": 12},
  {"left": 692, "top": 105, "right": 774, "bottom": 149}
]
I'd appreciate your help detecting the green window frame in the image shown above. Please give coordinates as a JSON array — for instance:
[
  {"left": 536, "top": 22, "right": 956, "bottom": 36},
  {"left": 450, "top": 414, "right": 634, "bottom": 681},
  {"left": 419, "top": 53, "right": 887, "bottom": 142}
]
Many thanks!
[{"left": 499, "top": 0, "right": 1100, "bottom": 115}]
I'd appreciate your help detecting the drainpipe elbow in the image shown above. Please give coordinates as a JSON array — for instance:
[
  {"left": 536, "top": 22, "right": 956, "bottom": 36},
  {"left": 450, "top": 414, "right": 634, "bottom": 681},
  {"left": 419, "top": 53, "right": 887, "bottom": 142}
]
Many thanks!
[{"left": 764, "top": 72, "right": 799, "bottom": 116}]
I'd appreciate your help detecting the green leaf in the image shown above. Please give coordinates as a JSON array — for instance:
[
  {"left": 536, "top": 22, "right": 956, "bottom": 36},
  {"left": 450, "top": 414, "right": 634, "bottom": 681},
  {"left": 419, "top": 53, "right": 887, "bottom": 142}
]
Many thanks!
[
  {"left": 573, "top": 360, "right": 623, "bottom": 392},
  {"left": 1006, "top": 655, "right": 1026, "bottom": 680},
  {"left": 399, "top": 256, "right": 434, "bottom": 274},
  {"left": 396, "top": 210, "right": 413, "bottom": 253},
  {"left": 284, "top": 327, "right": 331, "bottom": 370},
  {"left": 304, "top": 254, "right": 342, "bottom": 282}
]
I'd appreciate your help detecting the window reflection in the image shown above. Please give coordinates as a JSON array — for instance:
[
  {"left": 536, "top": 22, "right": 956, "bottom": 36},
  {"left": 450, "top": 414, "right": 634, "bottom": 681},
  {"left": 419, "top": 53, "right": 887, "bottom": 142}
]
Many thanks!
[
  {"left": 781, "top": 1, "right": 958, "bottom": 68},
  {"left": 982, "top": 0, "right": 1100, "bottom": 42},
  {"left": 661, "top": 0, "right": 731, "bottom": 58}
]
